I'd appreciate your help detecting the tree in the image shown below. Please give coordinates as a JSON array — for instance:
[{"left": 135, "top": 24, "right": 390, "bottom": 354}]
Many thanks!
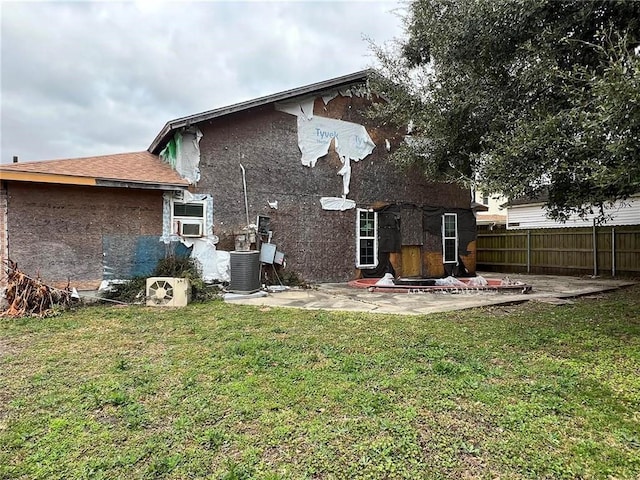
[{"left": 371, "top": 0, "right": 640, "bottom": 221}]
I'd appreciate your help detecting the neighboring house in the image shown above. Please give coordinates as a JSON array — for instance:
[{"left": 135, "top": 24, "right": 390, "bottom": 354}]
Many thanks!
[
  {"left": 477, "top": 191, "right": 640, "bottom": 277},
  {"left": 473, "top": 190, "right": 506, "bottom": 229},
  {"left": 507, "top": 193, "right": 640, "bottom": 229},
  {"left": 1, "top": 70, "right": 478, "bottom": 288}
]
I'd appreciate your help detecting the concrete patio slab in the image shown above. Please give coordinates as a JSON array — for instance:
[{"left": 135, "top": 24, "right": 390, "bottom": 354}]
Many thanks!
[{"left": 224, "top": 272, "right": 637, "bottom": 315}]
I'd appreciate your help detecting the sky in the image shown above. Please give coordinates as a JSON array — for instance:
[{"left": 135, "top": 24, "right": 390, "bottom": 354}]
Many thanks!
[{"left": 0, "top": 0, "right": 406, "bottom": 164}]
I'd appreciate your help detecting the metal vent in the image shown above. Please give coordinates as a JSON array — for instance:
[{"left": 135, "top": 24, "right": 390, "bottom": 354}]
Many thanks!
[{"left": 229, "top": 251, "right": 261, "bottom": 294}]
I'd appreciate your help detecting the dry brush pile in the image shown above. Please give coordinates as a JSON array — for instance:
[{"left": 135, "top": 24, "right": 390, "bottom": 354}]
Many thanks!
[{"left": 1, "top": 261, "right": 72, "bottom": 318}]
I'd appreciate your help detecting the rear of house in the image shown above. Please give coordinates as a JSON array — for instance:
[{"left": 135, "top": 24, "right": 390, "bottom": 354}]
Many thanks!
[
  {"left": 149, "top": 71, "right": 478, "bottom": 283},
  {"left": 1, "top": 71, "right": 478, "bottom": 288}
]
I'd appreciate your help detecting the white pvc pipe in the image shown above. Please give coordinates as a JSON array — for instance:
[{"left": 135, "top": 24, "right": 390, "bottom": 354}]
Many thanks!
[{"left": 240, "top": 164, "right": 250, "bottom": 227}]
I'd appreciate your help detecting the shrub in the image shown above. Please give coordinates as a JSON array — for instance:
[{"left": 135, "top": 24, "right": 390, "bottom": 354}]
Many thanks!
[{"left": 103, "top": 255, "right": 222, "bottom": 304}]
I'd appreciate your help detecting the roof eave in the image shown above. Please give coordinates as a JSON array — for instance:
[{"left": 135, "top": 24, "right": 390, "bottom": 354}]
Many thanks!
[
  {"left": 95, "top": 179, "right": 189, "bottom": 190},
  {"left": 1, "top": 171, "right": 188, "bottom": 190},
  {"left": 148, "top": 69, "right": 373, "bottom": 154},
  {"left": 0, "top": 171, "right": 97, "bottom": 186},
  {"left": 507, "top": 202, "right": 546, "bottom": 208},
  {"left": 471, "top": 201, "right": 489, "bottom": 212}
]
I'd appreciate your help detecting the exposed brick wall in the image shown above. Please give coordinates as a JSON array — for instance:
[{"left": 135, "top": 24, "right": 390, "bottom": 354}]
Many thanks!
[
  {"left": 6, "top": 183, "right": 163, "bottom": 287},
  {"left": 193, "top": 92, "right": 472, "bottom": 282}
]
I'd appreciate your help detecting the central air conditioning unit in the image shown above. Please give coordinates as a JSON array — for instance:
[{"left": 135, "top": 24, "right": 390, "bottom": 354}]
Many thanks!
[
  {"left": 229, "top": 251, "right": 261, "bottom": 294},
  {"left": 146, "top": 277, "right": 191, "bottom": 307},
  {"left": 177, "top": 220, "right": 204, "bottom": 238}
]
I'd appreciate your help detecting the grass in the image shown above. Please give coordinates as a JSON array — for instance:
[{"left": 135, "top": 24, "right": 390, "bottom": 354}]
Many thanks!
[{"left": 1, "top": 285, "right": 639, "bottom": 479}]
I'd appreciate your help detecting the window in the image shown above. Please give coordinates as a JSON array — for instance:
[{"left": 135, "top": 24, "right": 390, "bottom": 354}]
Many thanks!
[
  {"left": 442, "top": 213, "right": 458, "bottom": 264},
  {"left": 172, "top": 201, "right": 206, "bottom": 237},
  {"left": 356, "top": 209, "right": 378, "bottom": 268},
  {"left": 482, "top": 195, "right": 489, "bottom": 205}
]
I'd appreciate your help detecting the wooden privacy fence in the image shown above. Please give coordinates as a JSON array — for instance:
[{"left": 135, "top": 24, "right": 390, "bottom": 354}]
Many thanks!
[{"left": 477, "top": 225, "right": 640, "bottom": 277}]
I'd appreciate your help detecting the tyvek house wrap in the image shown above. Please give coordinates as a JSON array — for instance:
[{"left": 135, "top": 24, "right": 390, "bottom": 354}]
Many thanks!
[
  {"left": 160, "top": 128, "right": 203, "bottom": 184},
  {"left": 275, "top": 92, "right": 375, "bottom": 208}
]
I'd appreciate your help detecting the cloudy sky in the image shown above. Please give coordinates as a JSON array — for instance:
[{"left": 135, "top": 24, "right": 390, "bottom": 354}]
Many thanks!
[{"left": 1, "top": 0, "right": 406, "bottom": 164}]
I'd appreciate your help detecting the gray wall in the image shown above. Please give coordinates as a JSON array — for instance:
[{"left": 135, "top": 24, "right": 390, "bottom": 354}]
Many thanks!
[
  {"left": 193, "top": 94, "right": 471, "bottom": 282},
  {"left": 6, "top": 183, "right": 164, "bottom": 288}
]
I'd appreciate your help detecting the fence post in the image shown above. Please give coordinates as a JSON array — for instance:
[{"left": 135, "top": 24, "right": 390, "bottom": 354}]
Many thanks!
[
  {"left": 526, "top": 230, "right": 531, "bottom": 273},
  {"left": 612, "top": 228, "right": 616, "bottom": 277},
  {"left": 592, "top": 220, "right": 598, "bottom": 277}
]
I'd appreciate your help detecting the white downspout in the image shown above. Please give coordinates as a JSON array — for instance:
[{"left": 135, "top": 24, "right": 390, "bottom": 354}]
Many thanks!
[{"left": 240, "top": 164, "right": 250, "bottom": 227}]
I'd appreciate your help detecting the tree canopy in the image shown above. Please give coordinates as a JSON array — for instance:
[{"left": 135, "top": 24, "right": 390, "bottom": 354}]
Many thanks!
[{"left": 371, "top": 0, "right": 640, "bottom": 221}]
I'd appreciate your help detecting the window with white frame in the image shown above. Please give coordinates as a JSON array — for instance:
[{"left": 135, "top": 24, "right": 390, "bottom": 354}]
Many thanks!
[
  {"left": 172, "top": 200, "right": 206, "bottom": 237},
  {"left": 356, "top": 209, "right": 378, "bottom": 268},
  {"left": 442, "top": 213, "right": 458, "bottom": 264}
]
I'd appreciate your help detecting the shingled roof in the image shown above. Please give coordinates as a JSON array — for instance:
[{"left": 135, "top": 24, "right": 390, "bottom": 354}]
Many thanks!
[{"left": 0, "top": 151, "right": 188, "bottom": 190}]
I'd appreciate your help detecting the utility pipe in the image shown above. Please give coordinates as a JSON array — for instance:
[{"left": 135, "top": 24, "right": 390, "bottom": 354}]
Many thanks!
[{"left": 240, "top": 163, "right": 250, "bottom": 227}]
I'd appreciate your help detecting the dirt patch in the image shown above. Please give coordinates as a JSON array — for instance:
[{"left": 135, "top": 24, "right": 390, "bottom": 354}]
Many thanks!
[{"left": 0, "top": 338, "right": 19, "bottom": 358}]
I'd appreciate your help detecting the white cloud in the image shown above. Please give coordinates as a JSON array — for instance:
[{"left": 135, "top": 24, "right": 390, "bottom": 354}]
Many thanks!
[{"left": 0, "top": 0, "right": 405, "bottom": 163}]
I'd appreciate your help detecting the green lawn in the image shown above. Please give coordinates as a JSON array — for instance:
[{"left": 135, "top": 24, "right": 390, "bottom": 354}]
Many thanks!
[{"left": 1, "top": 286, "right": 639, "bottom": 479}]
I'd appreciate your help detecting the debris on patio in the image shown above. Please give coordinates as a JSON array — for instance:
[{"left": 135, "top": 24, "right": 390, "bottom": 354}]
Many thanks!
[
  {"left": 348, "top": 274, "right": 532, "bottom": 294},
  {"left": 1, "top": 261, "right": 74, "bottom": 318}
]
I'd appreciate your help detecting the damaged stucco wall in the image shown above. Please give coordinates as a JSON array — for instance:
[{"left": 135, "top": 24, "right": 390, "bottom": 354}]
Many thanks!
[
  {"left": 5, "top": 183, "right": 164, "bottom": 288},
  {"left": 161, "top": 191, "right": 231, "bottom": 283},
  {"left": 192, "top": 90, "right": 471, "bottom": 282}
]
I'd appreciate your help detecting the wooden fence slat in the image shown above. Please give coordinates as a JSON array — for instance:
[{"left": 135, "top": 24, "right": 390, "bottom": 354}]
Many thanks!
[{"left": 477, "top": 225, "right": 640, "bottom": 276}]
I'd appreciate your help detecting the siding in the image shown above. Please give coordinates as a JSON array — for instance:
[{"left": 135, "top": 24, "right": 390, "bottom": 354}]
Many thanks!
[{"left": 507, "top": 196, "right": 640, "bottom": 229}]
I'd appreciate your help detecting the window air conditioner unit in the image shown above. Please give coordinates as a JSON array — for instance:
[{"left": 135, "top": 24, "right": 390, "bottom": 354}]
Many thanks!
[
  {"left": 177, "top": 220, "right": 204, "bottom": 237},
  {"left": 146, "top": 277, "right": 190, "bottom": 307}
]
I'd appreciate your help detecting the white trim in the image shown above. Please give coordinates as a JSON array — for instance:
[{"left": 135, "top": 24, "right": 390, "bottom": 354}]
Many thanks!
[
  {"left": 442, "top": 213, "right": 458, "bottom": 264},
  {"left": 356, "top": 208, "right": 378, "bottom": 268}
]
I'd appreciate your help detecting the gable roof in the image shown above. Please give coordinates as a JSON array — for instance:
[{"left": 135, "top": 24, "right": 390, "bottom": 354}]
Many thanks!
[
  {"left": 0, "top": 151, "right": 189, "bottom": 190},
  {"left": 148, "top": 69, "right": 373, "bottom": 154}
]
